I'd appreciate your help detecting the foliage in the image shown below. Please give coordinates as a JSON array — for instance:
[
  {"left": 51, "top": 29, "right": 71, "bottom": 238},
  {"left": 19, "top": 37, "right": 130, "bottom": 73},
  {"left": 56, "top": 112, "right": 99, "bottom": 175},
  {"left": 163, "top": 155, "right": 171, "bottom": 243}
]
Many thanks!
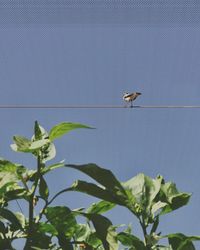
[{"left": 0, "top": 121, "right": 199, "bottom": 250}]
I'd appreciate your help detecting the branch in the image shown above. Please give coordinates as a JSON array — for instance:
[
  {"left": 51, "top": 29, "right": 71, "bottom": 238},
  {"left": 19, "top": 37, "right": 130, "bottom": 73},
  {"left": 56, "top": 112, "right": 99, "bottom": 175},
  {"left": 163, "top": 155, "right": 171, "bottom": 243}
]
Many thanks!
[
  {"left": 24, "top": 155, "right": 42, "bottom": 249},
  {"left": 37, "top": 187, "right": 73, "bottom": 222}
]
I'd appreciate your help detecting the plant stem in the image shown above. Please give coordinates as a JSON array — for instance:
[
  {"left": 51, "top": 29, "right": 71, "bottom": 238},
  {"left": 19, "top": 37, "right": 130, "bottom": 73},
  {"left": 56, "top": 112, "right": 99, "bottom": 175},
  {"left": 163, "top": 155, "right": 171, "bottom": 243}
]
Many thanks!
[
  {"left": 139, "top": 216, "right": 152, "bottom": 250},
  {"left": 37, "top": 187, "right": 73, "bottom": 222},
  {"left": 24, "top": 155, "right": 41, "bottom": 250}
]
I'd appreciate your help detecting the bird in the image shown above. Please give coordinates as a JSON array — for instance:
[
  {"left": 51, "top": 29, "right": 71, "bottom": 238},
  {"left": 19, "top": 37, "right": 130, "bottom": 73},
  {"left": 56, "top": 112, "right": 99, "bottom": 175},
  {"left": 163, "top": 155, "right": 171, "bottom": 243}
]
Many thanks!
[{"left": 123, "top": 92, "right": 142, "bottom": 107}]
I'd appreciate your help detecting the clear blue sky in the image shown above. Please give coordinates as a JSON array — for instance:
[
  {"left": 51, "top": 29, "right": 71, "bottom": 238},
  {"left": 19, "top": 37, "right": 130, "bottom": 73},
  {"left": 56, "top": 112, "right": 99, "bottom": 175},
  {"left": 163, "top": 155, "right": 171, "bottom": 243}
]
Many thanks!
[{"left": 0, "top": 1, "right": 200, "bottom": 249}]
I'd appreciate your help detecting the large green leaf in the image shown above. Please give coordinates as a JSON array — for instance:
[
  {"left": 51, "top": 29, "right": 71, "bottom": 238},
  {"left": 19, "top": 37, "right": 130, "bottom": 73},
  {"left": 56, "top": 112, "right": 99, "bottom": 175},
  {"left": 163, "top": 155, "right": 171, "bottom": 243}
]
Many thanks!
[
  {"left": 45, "top": 206, "right": 76, "bottom": 250},
  {"left": 117, "top": 232, "right": 146, "bottom": 250},
  {"left": 66, "top": 164, "right": 128, "bottom": 203},
  {"left": 165, "top": 233, "right": 200, "bottom": 250},
  {"left": 160, "top": 182, "right": 191, "bottom": 215},
  {"left": 70, "top": 180, "right": 125, "bottom": 204},
  {"left": 45, "top": 206, "right": 77, "bottom": 239},
  {"left": 49, "top": 122, "right": 92, "bottom": 141}
]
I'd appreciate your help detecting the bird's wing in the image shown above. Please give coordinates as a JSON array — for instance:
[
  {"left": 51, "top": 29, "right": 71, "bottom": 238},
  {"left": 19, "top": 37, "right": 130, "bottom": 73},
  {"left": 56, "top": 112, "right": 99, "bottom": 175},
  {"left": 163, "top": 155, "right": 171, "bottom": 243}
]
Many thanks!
[{"left": 124, "top": 93, "right": 134, "bottom": 98}]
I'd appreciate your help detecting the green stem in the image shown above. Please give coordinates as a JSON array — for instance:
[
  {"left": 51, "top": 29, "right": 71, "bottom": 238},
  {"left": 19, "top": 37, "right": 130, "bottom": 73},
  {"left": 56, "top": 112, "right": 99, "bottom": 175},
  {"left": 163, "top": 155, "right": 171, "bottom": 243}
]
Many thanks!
[
  {"left": 139, "top": 216, "right": 152, "bottom": 250},
  {"left": 37, "top": 187, "right": 73, "bottom": 222},
  {"left": 24, "top": 155, "right": 42, "bottom": 250}
]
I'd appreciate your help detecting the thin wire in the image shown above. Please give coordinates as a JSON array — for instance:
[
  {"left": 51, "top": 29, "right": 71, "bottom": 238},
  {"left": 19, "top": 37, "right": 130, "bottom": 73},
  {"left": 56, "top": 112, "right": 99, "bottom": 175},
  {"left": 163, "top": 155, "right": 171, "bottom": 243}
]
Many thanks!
[
  {"left": 0, "top": 105, "right": 200, "bottom": 109},
  {"left": 16, "top": 200, "right": 24, "bottom": 214}
]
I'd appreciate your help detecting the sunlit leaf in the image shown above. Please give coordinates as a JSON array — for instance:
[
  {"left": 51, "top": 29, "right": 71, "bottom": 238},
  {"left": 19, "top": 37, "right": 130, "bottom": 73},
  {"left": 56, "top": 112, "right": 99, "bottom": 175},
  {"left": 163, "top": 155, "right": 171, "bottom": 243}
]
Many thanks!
[
  {"left": 38, "top": 222, "right": 58, "bottom": 236},
  {"left": 15, "top": 212, "right": 26, "bottom": 228},
  {"left": 87, "top": 200, "right": 116, "bottom": 214},
  {"left": 123, "top": 174, "right": 162, "bottom": 210},
  {"left": 49, "top": 122, "right": 93, "bottom": 141},
  {"left": 11, "top": 136, "right": 31, "bottom": 152},
  {"left": 45, "top": 206, "right": 77, "bottom": 239},
  {"left": 42, "top": 161, "right": 65, "bottom": 175},
  {"left": 160, "top": 182, "right": 191, "bottom": 215}
]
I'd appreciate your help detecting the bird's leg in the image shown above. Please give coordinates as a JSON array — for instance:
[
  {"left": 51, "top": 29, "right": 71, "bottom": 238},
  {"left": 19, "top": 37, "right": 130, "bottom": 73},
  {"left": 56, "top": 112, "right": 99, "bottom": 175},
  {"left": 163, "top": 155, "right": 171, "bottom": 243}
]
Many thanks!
[{"left": 130, "top": 101, "right": 133, "bottom": 108}]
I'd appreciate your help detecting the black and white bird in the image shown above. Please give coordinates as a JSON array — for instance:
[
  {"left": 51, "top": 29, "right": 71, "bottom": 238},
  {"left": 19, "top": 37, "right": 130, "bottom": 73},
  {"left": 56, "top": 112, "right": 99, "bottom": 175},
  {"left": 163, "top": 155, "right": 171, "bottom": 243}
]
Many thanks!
[{"left": 123, "top": 92, "right": 142, "bottom": 107}]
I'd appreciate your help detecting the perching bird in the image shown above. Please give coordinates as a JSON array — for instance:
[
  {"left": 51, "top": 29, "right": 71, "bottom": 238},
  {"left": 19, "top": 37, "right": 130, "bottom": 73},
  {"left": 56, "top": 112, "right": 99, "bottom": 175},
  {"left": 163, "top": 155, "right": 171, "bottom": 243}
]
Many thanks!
[{"left": 123, "top": 92, "right": 141, "bottom": 107}]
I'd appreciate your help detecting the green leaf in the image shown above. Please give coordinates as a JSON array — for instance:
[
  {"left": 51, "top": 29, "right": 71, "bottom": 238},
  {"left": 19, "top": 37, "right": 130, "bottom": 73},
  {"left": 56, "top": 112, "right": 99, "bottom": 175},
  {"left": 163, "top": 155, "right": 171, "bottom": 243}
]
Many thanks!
[
  {"left": 87, "top": 200, "right": 116, "bottom": 214},
  {"left": 123, "top": 174, "right": 162, "bottom": 210},
  {"left": 87, "top": 232, "right": 103, "bottom": 249},
  {"left": 38, "top": 222, "right": 58, "bottom": 236},
  {"left": 165, "top": 233, "right": 200, "bottom": 250},
  {"left": 117, "top": 232, "right": 146, "bottom": 250},
  {"left": 66, "top": 163, "right": 127, "bottom": 203},
  {"left": 49, "top": 122, "right": 93, "bottom": 141},
  {"left": 39, "top": 176, "right": 49, "bottom": 200},
  {"left": 31, "top": 121, "right": 56, "bottom": 162},
  {"left": 0, "top": 208, "right": 22, "bottom": 230},
  {"left": 74, "top": 224, "right": 90, "bottom": 241},
  {"left": 71, "top": 180, "right": 124, "bottom": 204},
  {"left": 11, "top": 136, "right": 50, "bottom": 154},
  {"left": 29, "top": 139, "right": 50, "bottom": 150},
  {"left": 34, "top": 121, "right": 43, "bottom": 140},
  {"left": 57, "top": 232, "right": 73, "bottom": 250},
  {"left": 11, "top": 136, "right": 31, "bottom": 152},
  {"left": 42, "top": 161, "right": 65, "bottom": 175},
  {"left": 32, "top": 121, "right": 49, "bottom": 141},
  {"left": 151, "top": 201, "right": 168, "bottom": 215},
  {"left": 45, "top": 206, "right": 77, "bottom": 239},
  {"left": 5, "top": 188, "right": 27, "bottom": 201},
  {"left": 160, "top": 182, "right": 191, "bottom": 215},
  {"left": 82, "top": 213, "right": 119, "bottom": 250}
]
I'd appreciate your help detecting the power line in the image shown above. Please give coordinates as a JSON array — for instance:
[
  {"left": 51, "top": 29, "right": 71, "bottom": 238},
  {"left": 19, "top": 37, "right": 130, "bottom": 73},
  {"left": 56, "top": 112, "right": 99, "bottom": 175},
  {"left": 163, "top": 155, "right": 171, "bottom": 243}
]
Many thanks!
[{"left": 0, "top": 105, "right": 200, "bottom": 109}]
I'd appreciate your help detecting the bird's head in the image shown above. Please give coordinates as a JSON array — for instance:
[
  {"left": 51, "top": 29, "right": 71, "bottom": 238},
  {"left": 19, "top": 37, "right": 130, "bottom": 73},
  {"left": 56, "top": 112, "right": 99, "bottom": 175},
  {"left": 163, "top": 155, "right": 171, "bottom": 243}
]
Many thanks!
[{"left": 136, "top": 92, "right": 142, "bottom": 95}]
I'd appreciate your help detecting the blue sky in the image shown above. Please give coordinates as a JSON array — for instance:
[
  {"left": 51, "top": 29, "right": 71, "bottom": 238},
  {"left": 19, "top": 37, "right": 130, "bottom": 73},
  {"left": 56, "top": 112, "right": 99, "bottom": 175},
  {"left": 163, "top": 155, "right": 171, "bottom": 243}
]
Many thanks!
[{"left": 0, "top": 1, "right": 200, "bottom": 249}]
